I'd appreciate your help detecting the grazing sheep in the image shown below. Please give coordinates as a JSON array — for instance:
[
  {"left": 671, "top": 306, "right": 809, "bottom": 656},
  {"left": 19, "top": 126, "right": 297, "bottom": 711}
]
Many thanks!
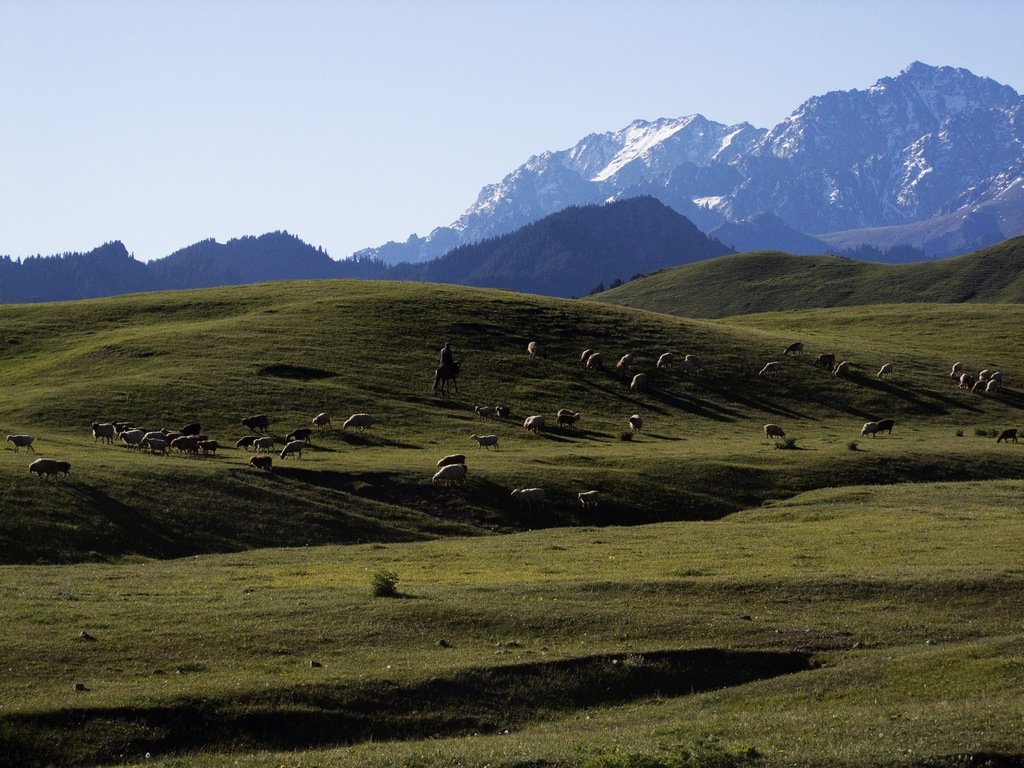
[
  {"left": 198, "top": 440, "right": 220, "bottom": 456},
  {"left": 959, "top": 372, "right": 974, "bottom": 390},
  {"left": 437, "top": 453, "right": 466, "bottom": 467},
  {"left": 580, "top": 348, "right": 594, "bottom": 364},
  {"left": 29, "top": 458, "right": 70, "bottom": 480},
  {"left": 170, "top": 435, "right": 201, "bottom": 455},
  {"left": 684, "top": 354, "right": 703, "bottom": 370},
  {"left": 527, "top": 341, "right": 545, "bottom": 359},
  {"left": 235, "top": 435, "right": 259, "bottom": 451},
  {"left": 872, "top": 417, "right": 897, "bottom": 436},
  {"left": 616, "top": 354, "right": 634, "bottom": 374},
  {"left": 119, "top": 429, "right": 147, "bottom": 450},
  {"left": 180, "top": 422, "right": 202, "bottom": 436},
  {"left": 759, "top": 361, "right": 782, "bottom": 376},
  {"left": 511, "top": 487, "right": 545, "bottom": 510},
  {"left": 342, "top": 413, "right": 375, "bottom": 431},
  {"left": 142, "top": 437, "right": 168, "bottom": 456},
  {"left": 474, "top": 405, "right": 494, "bottom": 420},
  {"left": 495, "top": 405, "right": 511, "bottom": 419},
  {"left": 628, "top": 414, "right": 643, "bottom": 434},
  {"left": 630, "top": 372, "right": 648, "bottom": 393},
  {"left": 523, "top": 415, "right": 545, "bottom": 435},
  {"left": 249, "top": 455, "right": 273, "bottom": 471},
  {"left": 990, "top": 371, "right": 1004, "bottom": 384},
  {"left": 986, "top": 378, "right": 1001, "bottom": 394},
  {"left": 657, "top": 352, "right": 674, "bottom": 370},
  {"left": 815, "top": 353, "right": 836, "bottom": 370},
  {"left": 91, "top": 422, "right": 115, "bottom": 444},
  {"left": 241, "top": 414, "right": 270, "bottom": 433},
  {"left": 470, "top": 434, "right": 499, "bottom": 449},
  {"left": 585, "top": 351, "right": 603, "bottom": 370},
  {"left": 556, "top": 409, "right": 581, "bottom": 429},
  {"left": 972, "top": 379, "right": 987, "bottom": 393},
  {"left": 577, "top": 490, "right": 600, "bottom": 509},
  {"left": 279, "top": 440, "right": 305, "bottom": 459},
  {"left": 312, "top": 412, "right": 332, "bottom": 431},
  {"left": 996, "top": 428, "right": 1018, "bottom": 444},
  {"left": 833, "top": 361, "right": 850, "bottom": 376},
  {"left": 763, "top": 424, "right": 785, "bottom": 440},
  {"left": 287, "top": 427, "right": 314, "bottom": 444},
  {"left": 253, "top": 436, "right": 275, "bottom": 454},
  {"left": 6, "top": 434, "right": 35, "bottom": 453},
  {"left": 950, "top": 362, "right": 963, "bottom": 378},
  {"left": 784, "top": 342, "right": 804, "bottom": 356},
  {"left": 978, "top": 369, "right": 991, "bottom": 382},
  {"left": 877, "top": 362, "right": 894, "bottom": 378},
  {"left": 861, "top": 421, "right": 879, "bottom": 437},
  {"left": 679, "top": 358, "right": 700, "bottom": 376},
  {"left": 432, "top": 463, "right": 467, "bottom": 487}
]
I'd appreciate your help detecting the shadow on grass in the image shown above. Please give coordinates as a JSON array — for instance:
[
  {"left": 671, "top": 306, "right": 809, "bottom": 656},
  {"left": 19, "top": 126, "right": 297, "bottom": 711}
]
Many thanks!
[{"left": 0, "top": 648, "right": 815, "bottom": 768}]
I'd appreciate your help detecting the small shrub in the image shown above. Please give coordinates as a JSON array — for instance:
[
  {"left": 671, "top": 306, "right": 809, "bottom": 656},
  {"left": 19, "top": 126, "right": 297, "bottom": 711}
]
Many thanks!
[
  {"left": 620, "top": 431, "right": 634, "bottom": 441},
  {"left": 975, "top": 427, "right": 994, "bottom": 437},
  {"left": 775, "top": 437, "right": 798, "bottom": 450},
  {"left": 955, "top": 429, "right": 964, "bottom": 437},
  {"left": 847, "top": 440, "right": 859, "bottom": 451},
  {"left": 371, "top": 570, "right": 400, "bottom": 598}
]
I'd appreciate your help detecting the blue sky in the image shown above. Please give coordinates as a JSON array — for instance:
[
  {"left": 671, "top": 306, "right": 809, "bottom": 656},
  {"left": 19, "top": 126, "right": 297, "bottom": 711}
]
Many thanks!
[{"left": 2, "top": 0, "right": 1022, "bottom": 262}]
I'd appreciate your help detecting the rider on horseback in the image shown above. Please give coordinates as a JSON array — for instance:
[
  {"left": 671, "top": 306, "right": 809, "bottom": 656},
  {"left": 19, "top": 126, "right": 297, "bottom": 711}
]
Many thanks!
[{"left": 439, "top": 341, "right": 455, "bottom": 370}]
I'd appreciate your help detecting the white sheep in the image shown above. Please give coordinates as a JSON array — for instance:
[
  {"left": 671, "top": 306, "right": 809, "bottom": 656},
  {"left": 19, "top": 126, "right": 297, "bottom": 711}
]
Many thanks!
[
  {"left": 280, "top": 440, "right": 306, "bottom": 459},
  {"left": 470, "top": 434, "right": 499, "bottom": 449},
  {"left": 119, "top": 429, "right": 147, "bottom": 449},
  {"left": 950, "top": 362, "right": 963, "bottom": 378},
  {"left": 630, "top": 372, "right": 648, "bottom": 393},
  {"left": 833, "top": 361, "right": 850, "bottom": 376},
  {"left": 986, "top": 378, "right": 1001, "bottom": 394},
  {"left": 585, "top": 352, "right": 603, "bottom": 370},
  {"left": 959, "top": 372, "right": 974, "bottom": 390},
  {"left": 527, "top": 341, "right": 543, "bottom": 359},
  {"left": 628, "top": 414, "right": 643, "bottom": 434},
  {"left": 142, "top": 436, "right": 168, "bottom": 455},
  {"left": 253, "top": 436, "right": 275, "bottom": 454},
  {"left": 170, "top": 435, "right": 201, "bottom": 455},
  {"left": 29, "top": 457, "right": 70, "bottom": 480},
  {"left": 437, "top": 453, "right": 466, "bottom": 467},
  {"left": 577, "top": 490, "right": 600, "bottom": 509},
  {"left": 759, "top": 361, "right": 782, "bottom": 376},
  {"left": 656, "top": 352, "right": 674, "bottom": 370},
  {"left": 580, "top": 348, "right": 594, "bottom": 364},
  {"left": 616, "top": 353, "right": 634, "bottom": 373},
  {"left": 877, "top": 362, "right": 894, "bottom": 378},
  {"left": 763, "top": 424, "right": 785, "bottom": 440},
  {"left": 523, "top": 415, "right": 545, "bottom": 434},
  {"left": 684, "top": 354, "right": 703, "bottom": 371},
  {"left": 343, "top": 413, "right": 375, "bottom": 431},
  {"left": 861, "top": 421, "right": 879, "bottom": 437},
  {"left": 679, "top": 358, "right": 700, "bottom": 376},
  {"left": 5, "top": 434, "right": 35, "bottom": 453},
  {"left": 511, "top": 487, "right": 545, "bottom": 510},
  {"left": 432, "top": 463, "right": 467, "bottom": 487},
  {"left": 312, "top": 412, "right": 332, "bottom": 431}
]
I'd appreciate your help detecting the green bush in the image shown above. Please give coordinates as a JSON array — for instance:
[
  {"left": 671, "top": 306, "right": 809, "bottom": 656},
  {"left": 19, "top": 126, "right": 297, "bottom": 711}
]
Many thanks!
[{"left": 372, "top": 570, "right": 400, "bottom": 597}]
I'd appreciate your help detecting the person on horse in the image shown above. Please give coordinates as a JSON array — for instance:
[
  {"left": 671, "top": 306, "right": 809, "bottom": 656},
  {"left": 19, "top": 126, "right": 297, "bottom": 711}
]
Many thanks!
[{"left": 439, "top": 341, "right": 455, "bottom": 371}]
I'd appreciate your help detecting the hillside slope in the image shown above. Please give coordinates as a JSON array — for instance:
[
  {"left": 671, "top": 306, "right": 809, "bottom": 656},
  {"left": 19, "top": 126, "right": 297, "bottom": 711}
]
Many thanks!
[
  {"left": 592, "top": 236, "right": 1024, "bottom": 318},
  {"left": 2, "top": 280, "right": 1023, "bottom": 564}
]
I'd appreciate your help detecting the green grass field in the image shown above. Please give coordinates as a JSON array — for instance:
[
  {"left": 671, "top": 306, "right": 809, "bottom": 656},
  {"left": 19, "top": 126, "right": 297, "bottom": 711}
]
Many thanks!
[{"left": 2, "top": 279, "right": 1023, "bottom": 767}]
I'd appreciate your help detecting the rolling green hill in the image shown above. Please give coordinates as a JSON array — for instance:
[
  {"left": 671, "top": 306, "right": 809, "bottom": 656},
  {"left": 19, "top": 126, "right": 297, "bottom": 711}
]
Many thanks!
[
  {"left": 2, "top": 280, "right": 1023, "bottom": 564},
  {"left": 590, "top": 236, "right": 1024, "bottom": 318},
  {"left": 4, "top": 279, "right": 1024, "bottom": 767}
]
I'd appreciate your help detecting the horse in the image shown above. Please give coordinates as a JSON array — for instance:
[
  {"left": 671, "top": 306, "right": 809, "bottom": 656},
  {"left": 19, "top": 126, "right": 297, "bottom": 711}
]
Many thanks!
[{"left": 432, "top": 360, "right": 461, "bottom": 395}]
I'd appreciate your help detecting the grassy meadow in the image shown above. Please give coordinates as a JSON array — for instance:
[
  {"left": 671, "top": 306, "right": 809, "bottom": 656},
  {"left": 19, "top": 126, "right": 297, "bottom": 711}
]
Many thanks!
[{"left": 2, "top": 278, "right": 1024, "bottom": 767}]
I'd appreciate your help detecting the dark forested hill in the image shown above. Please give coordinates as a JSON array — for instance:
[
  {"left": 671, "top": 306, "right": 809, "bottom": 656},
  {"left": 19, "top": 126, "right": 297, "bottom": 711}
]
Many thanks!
[{"left": 384, "top": 197, "right": 734, "bottom": 297}]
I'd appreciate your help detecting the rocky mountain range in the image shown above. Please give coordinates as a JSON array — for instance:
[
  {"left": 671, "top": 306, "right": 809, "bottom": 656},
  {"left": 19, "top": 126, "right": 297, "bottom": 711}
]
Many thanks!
[{"left": 354, "top": 62, "right": 1024, "bottom": 263}]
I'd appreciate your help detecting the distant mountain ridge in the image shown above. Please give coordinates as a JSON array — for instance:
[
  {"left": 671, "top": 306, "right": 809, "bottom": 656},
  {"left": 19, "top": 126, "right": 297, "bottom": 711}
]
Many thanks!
[{"left": 354, "top": 62, "right": 1024, "bottom": 263}]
